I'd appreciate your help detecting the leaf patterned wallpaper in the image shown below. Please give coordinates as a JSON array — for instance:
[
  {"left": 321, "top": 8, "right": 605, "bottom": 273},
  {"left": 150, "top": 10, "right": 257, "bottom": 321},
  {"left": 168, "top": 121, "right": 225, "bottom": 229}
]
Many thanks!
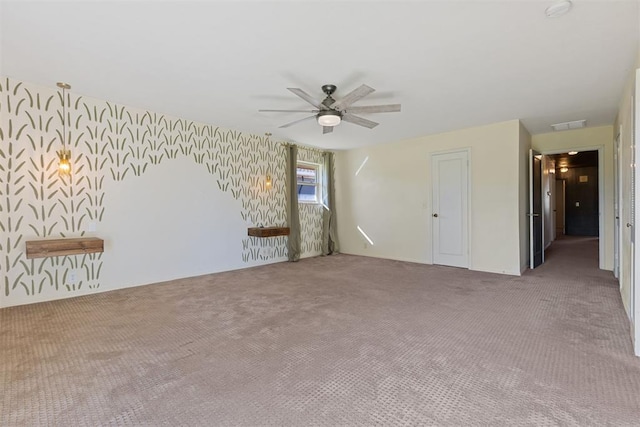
[{"left": 0, "top": 77, "right": 325, "bottom": 308}]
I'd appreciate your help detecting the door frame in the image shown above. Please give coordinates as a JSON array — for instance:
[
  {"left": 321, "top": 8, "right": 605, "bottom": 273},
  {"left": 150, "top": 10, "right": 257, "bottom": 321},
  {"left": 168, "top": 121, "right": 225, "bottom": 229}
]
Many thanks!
[
  {"left": 537, "top": 146, "right": 605, "bottom": 269},
  {"left": 555, "top": 179, "right": 566, "bottom": 237},
  {"left": 529, "top": 150, "right": 544, "bottom": 268},
  {"left": 430, "top": 147, "right": 471, "bottom": 268},
  {"left": 544, "top": 156, "right": 556, "bottom": 249}
]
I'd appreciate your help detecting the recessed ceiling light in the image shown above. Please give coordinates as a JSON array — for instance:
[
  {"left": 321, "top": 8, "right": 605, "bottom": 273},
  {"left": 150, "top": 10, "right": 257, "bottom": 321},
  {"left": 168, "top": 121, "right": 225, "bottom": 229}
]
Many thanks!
[
  {"left": 568, "top": 151, "right": 578, "bottom": 155},
  {"left": 545, "top": 0, "right": 572, "bottom": 18},
  {"left": 551, "top": 119, "right": 586, "bottom": 131}
]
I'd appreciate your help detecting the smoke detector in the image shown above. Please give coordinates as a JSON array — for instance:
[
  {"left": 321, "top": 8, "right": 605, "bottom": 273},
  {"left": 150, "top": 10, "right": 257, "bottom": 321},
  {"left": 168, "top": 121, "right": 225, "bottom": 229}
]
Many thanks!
[{"left": 545, "top": 1, "right": 572, "bottom": 18}]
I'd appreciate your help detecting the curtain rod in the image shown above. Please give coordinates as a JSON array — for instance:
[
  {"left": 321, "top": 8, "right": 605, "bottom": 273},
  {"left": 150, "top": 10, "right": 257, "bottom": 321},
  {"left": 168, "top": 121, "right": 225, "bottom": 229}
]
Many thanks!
[{"left": 279, "top": 141, "right": 329, "bottom": 154}]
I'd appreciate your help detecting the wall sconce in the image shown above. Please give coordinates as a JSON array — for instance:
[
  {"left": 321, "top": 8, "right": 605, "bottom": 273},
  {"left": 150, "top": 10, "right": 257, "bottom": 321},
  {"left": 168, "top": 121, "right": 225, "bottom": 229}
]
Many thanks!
[
  {"left": 57, "top": 149, "right": 71, "bottom": 176},
  {"left": 560, "top": 167, "right": 569, "bottom": 173},
  {"left": 57, "top": 82, "right": 72, "bottom": 178}
]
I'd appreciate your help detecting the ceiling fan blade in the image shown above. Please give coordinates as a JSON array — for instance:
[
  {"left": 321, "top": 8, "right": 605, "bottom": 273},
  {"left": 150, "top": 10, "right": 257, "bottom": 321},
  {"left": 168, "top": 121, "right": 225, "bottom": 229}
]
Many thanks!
[
  {"left": 343, "top": 114, "right": 379, "bottom": 129},
  {"left": 287, "top": 88, "right": 327, "bottom": 109},
  {"left": 331, "top": 84, "right": 375, "bottom": 111},
  {"left": 259, "top": 109, "right": 319, "bottom": 113},
  {"left": 279, "top": 115, "right": 316, "bottom": 128},
  {"left": 346, "top": 104, "right": 401, "bottom": 114},
  {"left": 323, "top": 126, "right": 334, "bottom": 134}
]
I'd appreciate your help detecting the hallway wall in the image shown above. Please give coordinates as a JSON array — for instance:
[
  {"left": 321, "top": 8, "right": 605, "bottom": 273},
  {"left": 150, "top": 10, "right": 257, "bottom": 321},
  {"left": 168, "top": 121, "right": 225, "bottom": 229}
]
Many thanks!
[{"left": 531, "top": 126, "right": 614, "bottom": 271}]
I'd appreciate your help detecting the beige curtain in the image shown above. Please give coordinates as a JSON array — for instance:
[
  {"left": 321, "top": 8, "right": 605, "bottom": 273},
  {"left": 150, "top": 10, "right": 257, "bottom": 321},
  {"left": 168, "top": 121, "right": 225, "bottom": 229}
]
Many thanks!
[
  {"left": 286, "top": 145, "right": 301, "bottom": 261},
  {"left": 322, "top": 151, "right": 339, "bottom": 255}
]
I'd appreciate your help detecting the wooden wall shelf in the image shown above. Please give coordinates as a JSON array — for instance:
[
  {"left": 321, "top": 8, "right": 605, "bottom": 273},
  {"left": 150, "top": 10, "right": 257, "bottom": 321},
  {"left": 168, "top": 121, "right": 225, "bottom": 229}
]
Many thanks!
[
  {"left": 247, "top": 227, "right": 290, "bottom": 238},
  {"left": 25, "top": 237, "right": 104, "bottom": 259}
]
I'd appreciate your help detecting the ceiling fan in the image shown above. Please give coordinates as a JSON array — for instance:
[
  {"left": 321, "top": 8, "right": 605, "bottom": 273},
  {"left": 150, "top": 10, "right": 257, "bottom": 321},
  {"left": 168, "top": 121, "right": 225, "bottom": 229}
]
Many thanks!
[{"left": 259, "top": 84, "right": 401, "bottom": 134}]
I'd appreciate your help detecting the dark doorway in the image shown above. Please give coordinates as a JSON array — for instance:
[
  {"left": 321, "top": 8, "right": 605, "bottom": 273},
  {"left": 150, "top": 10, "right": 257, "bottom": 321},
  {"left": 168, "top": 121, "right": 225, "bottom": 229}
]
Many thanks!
[{"left": 550, "top": 151, "right": 599, "bottom": 237}]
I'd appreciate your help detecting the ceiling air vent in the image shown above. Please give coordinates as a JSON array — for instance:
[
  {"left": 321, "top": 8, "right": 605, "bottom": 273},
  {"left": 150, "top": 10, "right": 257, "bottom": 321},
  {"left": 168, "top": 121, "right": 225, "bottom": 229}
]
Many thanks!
[{"left": 551, "top": 119, "right": 586, "bottom": 132}]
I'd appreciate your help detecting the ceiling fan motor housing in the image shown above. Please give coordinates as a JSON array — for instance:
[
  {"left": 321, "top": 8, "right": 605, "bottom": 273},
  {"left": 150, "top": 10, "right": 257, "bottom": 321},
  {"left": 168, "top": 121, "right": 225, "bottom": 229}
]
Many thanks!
[{"left": 322, "top": 84, "right": 337, "bottom": 96}]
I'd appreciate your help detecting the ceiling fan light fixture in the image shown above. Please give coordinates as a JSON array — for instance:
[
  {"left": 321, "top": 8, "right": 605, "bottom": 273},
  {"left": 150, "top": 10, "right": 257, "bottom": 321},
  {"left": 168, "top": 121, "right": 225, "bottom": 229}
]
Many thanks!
[{"left": 317, "top": 110, "right": 342, "bottom": 127}]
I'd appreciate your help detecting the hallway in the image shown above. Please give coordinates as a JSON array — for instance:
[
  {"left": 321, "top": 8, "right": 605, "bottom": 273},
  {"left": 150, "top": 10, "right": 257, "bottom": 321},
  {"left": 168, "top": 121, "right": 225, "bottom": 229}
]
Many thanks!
[{"left": 537, "top": 235, "right": 603, "bottom": 276}]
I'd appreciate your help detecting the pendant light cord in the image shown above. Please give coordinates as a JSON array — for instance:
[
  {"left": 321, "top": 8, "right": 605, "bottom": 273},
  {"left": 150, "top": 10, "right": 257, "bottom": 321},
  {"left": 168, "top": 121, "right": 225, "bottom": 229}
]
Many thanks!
[
  {"left": 62, "top": 86, "right": 66, "bottom": 151},
  {"left": 57, "top": 82, "right": 71, "bottom": 152}
]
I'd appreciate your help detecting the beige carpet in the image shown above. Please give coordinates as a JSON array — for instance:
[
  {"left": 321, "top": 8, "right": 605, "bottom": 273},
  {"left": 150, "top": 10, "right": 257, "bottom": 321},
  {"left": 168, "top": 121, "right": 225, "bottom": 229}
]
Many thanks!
[{"left": 2, "top": 237, "right": 640, "bottom": 426}]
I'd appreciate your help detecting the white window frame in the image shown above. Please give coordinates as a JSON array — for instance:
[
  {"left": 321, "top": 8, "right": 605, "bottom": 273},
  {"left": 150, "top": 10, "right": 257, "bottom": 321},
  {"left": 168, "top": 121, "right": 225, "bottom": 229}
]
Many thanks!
[{"left": 297, "top": 161, "right": 322, "bottom": 204}]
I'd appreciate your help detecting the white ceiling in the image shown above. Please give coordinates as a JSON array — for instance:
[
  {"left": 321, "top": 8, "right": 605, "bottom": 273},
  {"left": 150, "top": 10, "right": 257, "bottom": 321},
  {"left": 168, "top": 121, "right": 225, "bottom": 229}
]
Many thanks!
[{"left": 1, "top": 1, "right": 638, "bottom": 150}]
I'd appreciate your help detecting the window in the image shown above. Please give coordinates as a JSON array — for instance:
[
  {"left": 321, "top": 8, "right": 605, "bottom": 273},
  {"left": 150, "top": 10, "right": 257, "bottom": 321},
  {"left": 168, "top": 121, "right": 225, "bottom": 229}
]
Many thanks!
[{"left": 297, "top": 161, "right": 321, "bottom": 204}]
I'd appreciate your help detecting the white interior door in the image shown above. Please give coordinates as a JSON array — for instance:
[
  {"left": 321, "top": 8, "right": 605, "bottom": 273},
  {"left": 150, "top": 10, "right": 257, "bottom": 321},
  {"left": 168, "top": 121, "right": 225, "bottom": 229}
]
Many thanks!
[
  {"left": 615, "top": 132, "right": 621, "bottom": 279},
  {"left": 633, "top": 72, "right": 640, "bottom": 355},
  {"left": 621, "top": 91, "right": 637, "bottom": 356},
  {"left": 432, "top": 150, "right": 469, "bottom": 268}
]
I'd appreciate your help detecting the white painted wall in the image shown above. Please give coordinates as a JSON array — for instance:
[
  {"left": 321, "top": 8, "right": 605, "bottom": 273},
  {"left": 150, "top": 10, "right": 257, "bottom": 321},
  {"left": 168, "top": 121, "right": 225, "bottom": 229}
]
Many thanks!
[
  {"left": 531, "top": 126, "right": 614, "bottom": 271},
  {"left": 335, "top": 120, "right": 524, "bottom": 276},
  {"left": 100, "top": 156, "right": 248, "bottom": 291}
]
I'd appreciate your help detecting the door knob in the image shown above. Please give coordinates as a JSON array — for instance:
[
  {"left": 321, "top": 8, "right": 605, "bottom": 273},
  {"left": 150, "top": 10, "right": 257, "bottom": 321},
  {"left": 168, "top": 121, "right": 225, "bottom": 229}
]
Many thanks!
[
  {"left": 433, "top": 213, "right": 438, "bottom": 218},
  {"left": 627, "top": 223, "right": 632, "bottom": 228}
]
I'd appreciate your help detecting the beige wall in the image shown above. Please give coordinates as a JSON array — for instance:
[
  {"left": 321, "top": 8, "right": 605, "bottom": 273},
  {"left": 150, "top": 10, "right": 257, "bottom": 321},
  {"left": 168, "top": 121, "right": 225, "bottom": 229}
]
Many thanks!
[
  {"left": 531, "top": 126, "right": 614, "bottom": 271},
  {"left": 335, "top": 119, "right": 524, "bottom": 275}
]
